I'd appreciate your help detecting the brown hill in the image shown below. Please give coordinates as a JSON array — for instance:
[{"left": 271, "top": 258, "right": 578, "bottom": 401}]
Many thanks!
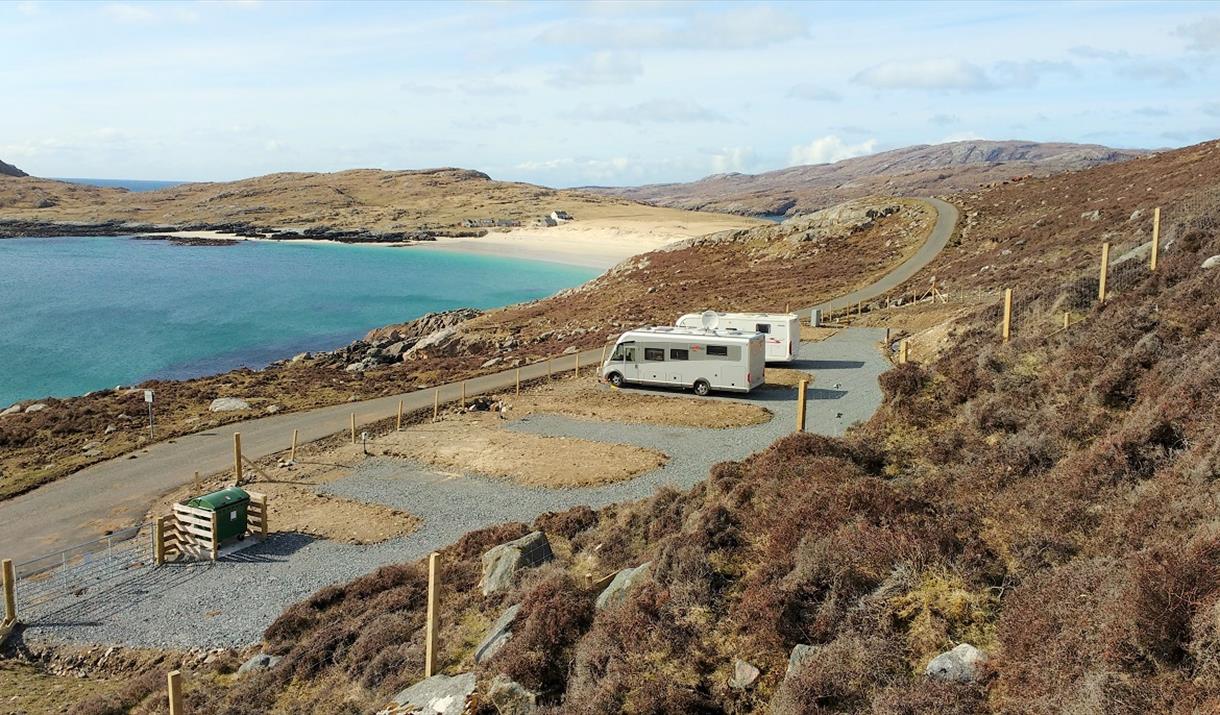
[
  {"left": 592, "top": 140, "right": 1147, "bottom": 217},
  {"left": 67, "top": 141, "right": 1220, "bottom": 713},
  {"left": 0, "top": 167, "right": 746, "bottom": 239},
  {"left": 0, "top": 158, "right": 27, "bottom": 178}
]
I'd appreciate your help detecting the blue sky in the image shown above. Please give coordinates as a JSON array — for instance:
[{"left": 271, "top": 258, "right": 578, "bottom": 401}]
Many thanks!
[{"left": 2, "top": 0, "right": 1218, "bottom": 186}]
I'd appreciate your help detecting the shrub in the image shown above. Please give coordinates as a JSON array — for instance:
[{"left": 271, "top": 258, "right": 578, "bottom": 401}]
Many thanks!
[{"left": 488, "top": 572, "right": 594, "bottom": 696}]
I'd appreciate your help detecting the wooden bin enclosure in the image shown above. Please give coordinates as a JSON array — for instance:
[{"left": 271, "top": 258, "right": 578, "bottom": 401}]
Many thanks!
[{"left": 157, "top": 491, "right": 269, "bottom": 564}]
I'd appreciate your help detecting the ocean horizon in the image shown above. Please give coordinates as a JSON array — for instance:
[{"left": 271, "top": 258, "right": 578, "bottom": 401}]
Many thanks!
[
  {"left": 53, "top": 177, "right": 188, "bottom": 192},
  {"left": 0, "top": 236, "right": 597, "bottom": 407}
]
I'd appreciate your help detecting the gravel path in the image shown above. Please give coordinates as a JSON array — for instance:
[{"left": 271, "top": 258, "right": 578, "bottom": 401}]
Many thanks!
[{"left": 19, "top": 329, "right": 889, "bottom": 648}]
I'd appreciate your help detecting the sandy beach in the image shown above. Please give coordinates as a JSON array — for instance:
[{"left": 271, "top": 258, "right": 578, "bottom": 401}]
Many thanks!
[{"left": 161, "top": 213, "right": 760, "bottom": 270}]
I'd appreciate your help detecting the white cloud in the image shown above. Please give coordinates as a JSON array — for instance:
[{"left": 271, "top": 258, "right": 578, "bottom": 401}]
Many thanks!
[
  {"left": 787, "top": 83, "right": 842, "bottom": 102},
  {"left": 1175, "top": 16, "right": 1220, "bottom": 52},
  {"left": 708, "top": 147, "right": 753, "bottom": 174},
  {"left": 1116, "top": 61, "right": 1189, "bottom": 86},
  {"left": 854, "top": 58, "right": 992, "bottom": 91},
  {"left": 992, "top": 60, "right": 1076, "bottom": 88},
  {"left": 573, "top": 99, "right": 728, "bottom": 125},
  {"left": 929, "top": 113, "right": 959, "bottom": 126},
  {"left": 551, "top": 51, "right": 643, "bottom": 87},
  {"left": 940, "top": 131, "right": 986, "bottom": 143},
  {"left": 787, "top": 135, "right": 877, "bottom": 166},
  {"left": 537, "top": 4, "right": 809, "bottom": 51}
]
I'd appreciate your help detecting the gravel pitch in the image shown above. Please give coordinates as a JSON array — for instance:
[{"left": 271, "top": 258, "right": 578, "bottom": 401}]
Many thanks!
[{"left": 20, "top": 328, "right": 888, "bottom": 649}]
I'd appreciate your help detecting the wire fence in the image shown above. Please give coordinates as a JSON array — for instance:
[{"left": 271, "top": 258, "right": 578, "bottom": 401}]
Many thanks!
[{"left": 12, "top": 522, "right": 155, "bottom": 621}]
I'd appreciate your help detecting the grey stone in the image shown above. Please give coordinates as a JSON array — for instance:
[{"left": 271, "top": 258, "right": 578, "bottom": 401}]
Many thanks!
[
  {"left": 475, "top": 604, "right": 521, "bottom": 664},
  {"left": 104, "top": 424, "right": 117, "bottom": 434},
  {"left": 384, "top": 341, "right": 409, "bottom": 357},
  {"left": 486, "top": 674, "right": 537, "bottom": 715},
  {"left": 381, "top": 672, "right": 476, "bottom": 715},
  {"left": 24, "top": 403, "right": 48, "bottom": 413},
  {"left": 481, "top": 531, "right": 553, "bottom": 595},
  {"left": 1, "top": 404, "right": 21, "bottom": 417},
  {"left": 290, "top": 352, "right": 311, "bottom": 363},
  {"left": 924, "top": 643, "right": 987, "bottom": 683},
  {"left": 1202, "top": 255, "right": 1220, "bottom": 270},
  {"left": 209, "top": 397, "right": 250, "bottom": 412},
  {"left": 237, "top": 652, "right": 282, "bottom": 674},
  {"left": 787, "top": 644, "right": 814, "bottom": 675},
  {"left": 730, "top": 658, "right": 760, "bottom": 690},
  {"left": 1081, "top": 209, "right": 1102, "bottom": 222},
  {"left": 595, "top": 561, "right": 651, "bottom": 611}
]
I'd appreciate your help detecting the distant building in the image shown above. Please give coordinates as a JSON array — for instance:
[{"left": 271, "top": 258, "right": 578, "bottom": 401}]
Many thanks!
[
  {"left": 550, "top": 210, "right": 573, "bottom": 222},
  {"left": 532, "top": 216, "right": 558, "bottom": 228}
]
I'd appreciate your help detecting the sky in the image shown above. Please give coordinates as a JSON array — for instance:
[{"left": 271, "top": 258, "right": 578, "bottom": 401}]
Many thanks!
[{"left": 2, "top": 0, "right": 1219, "bottom": 186}]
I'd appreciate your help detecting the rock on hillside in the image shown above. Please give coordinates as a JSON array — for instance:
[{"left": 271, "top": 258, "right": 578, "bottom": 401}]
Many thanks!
[
  {"left": 0, "top": 158, "right": 27, "bottom": 178},
  {"left": 591, "top": 140, "right": 1147, "bottom": 217}
]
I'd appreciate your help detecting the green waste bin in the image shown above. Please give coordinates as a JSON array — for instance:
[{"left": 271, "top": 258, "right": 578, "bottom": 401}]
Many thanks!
[{"left": 187, "top": 487, "right": 250, "bottom": 541}]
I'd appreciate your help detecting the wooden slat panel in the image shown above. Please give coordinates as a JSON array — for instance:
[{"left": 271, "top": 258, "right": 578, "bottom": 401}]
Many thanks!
[
  {"left": 173, "top": 513, "right": 212, "bottom": 529},
  {"left": 173, "top": 504, "right": 212, "bottom": 519}
]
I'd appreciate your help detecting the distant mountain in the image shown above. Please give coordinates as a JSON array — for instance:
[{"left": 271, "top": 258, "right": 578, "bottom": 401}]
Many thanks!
[
  {"left": 0, "top": 159, "right": 28, "bottom": 178},
  {"left": 589, "top": 140, "right": 1150, "bottom": 217}
]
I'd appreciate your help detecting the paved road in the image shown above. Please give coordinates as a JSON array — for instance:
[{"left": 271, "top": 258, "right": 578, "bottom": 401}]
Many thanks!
[{"left": 0, "top": 198, "right": 956, "bottom": 567}]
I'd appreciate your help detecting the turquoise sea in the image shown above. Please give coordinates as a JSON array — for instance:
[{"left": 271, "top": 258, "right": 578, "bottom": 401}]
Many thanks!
[{"left": 0, "top": 237, "right": 597, "bottom": 407}]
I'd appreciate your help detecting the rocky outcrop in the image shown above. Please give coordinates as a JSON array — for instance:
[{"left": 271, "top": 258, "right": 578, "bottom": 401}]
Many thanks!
[
  {"left": 486, "top": 674, "right": 537, "bottom": 715},
  {"left": 481, "top": 531, "right": 554, "bottom": 596},
  {"left": 786, "top": 644, "right": 814, "bottom": 675},
  {"left": 0, "top": 159, "right": 27, "bottom": 178},
  {"left": 1202, "top": 255, "right": 1220, "bottom": 269},
  {"left": 924, "top": 643, "right": 987, "bottom": 683},
  {"left": 474, "top": 604, "right": 521, "bottom": 663},
  {"left": 729, "top": 658, "right": 760, "bottom": 690},
  {"left": 209, "top": 397, "right": 250, "bottom": 412},
  {"left": 379, "top": 672, "right": 476, "bottom": 715},
  {"left": 237, "top": 652, "right": 282, "bottom": 674},
  {"left": 595, "top": 561, "right": 652, "bottom": 610}
]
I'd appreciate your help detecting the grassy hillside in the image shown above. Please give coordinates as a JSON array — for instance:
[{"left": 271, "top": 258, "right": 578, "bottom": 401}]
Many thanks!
[
  {"left": 592, "top": 140, "right": 1147, "bottom": 217},
  {"left": 0, "top": 167, "right": 751, "bottom": 237},
  {"left": 68, "top": 141, "right": 1220, "bottom": 713}
]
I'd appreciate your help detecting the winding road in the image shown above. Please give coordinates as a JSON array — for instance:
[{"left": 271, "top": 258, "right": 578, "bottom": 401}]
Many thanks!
[{"left": 0, "top": 198, "right": 957, "bottom": 568}]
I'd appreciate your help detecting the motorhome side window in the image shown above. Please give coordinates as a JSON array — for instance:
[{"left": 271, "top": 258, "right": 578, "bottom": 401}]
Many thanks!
[
  {"left": 644, "top": 348, "right": 665, "bottom": 361},
  {"left": 670, "top": 348, "right": 689, "bottom": 360},
  {"left": 611, "top": 344, "right": 636, "bottom": 361},
  {"left": 755, "top": 323, "right": 771, "bottom": 334},
  {"left": 706, "top": 345, "right": 728, "bottom": 357}
]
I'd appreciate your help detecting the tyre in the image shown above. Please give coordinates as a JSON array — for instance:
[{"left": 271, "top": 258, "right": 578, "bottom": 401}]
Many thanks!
[
  {"left": 608, "top": 372, "right": 625, "bottom": 387},
  {"left": 693, "top": 379, "right": 711, "bottom": 397}
]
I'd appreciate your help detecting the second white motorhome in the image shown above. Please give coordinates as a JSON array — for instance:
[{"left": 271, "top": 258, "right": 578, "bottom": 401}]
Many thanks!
[
  {"left": 676, "top": 312, "right": 800, "bottom": 363},
  {"left": 601, "top": 326, "right": 765, "bottom": 396}
]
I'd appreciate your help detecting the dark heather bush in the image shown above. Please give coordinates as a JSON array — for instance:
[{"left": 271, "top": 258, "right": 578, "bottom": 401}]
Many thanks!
[
  {"left": 533, "top": 505, "right": 598, "bottom": 540},
  {"left": 489, "top": 572, "right": 594, "bottom": 697}
]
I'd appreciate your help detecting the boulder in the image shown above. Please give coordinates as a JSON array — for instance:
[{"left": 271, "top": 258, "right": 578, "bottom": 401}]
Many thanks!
[
  {"left": 1081, "top": 209, "right": 1102, "bottom": 222},
  {"left": 787, "top": 644, "right": 814, "bottom": 675},
  {"left": 481, "top": 531, "right": 554, "bottom": 596},
  {"left": 729, "top": 658, "right": 760, "bottom": 690},
  {"left": 290, "top": 352, "right": 311, "bottom": 363},
  {"left": 237, "top": 652, "right": 282, "bottom": 674},
  {"left": 924, "top": 643, "right": 987, "bottom": 683},
  {"left": 24, "top": 403, "right": 48, "bottom": 413},
  {"left": 1202, "top": 255, "right": 1220, "bottom": 270},
  {"left": 380, "top": 672, "right": 476, "bottom": 715},
  {"left": 0, "top": 404, "right": 20, "bottom": 417},
  {"left": 486, "top": 674, "right": 537, "bottom": 715},
  {"left": 210, "top": 397, "right": 250, "bottom": 412},
  {"left": 474, "top": 604, "right": 521, "bottom": 664},
  {"left": 595, "top": 561, "right": 652, "bottom": 611}
]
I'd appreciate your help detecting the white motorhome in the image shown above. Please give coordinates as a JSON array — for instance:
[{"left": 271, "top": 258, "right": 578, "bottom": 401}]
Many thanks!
[
  {"left": 601, "top": 326, "right": 765, "bottom": 396},
  {"left": 676, "top": 312, "right": 801, "bottom": 363}
]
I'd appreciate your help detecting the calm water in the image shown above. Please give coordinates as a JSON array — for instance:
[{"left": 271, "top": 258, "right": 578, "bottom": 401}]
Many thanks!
[
  {"left": 54, "top": 178, "right": 187, "bottom": 192},
  {"left": 0, "top": 237, "right": 597, "bottom": 406}
]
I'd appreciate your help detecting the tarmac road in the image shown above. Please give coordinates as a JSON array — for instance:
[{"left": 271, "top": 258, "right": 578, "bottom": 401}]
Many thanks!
[{"left": 0, "top": 198, "right": 957, "bottom": 568}]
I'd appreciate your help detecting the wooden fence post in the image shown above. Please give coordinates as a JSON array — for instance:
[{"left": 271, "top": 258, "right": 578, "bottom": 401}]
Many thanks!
[
  {"left": 424, "top": 551, "right": 440, "bottom": 678},
  {"left": 515, "top": 368, "right": 521, "bottom": 396},
  {"left": 167, "top": 670, "right": 184, "bottom": 715},
  {"left": 433, "top": 388, "right": 439, "bottom": 422},
  {"left": 257, "top": 494, "right": 269, "bottom": 539},
  {"left": 574, "top": 353, "right": 580, "bottom": 378},
  {"left": 1064, "top": 311, "right": 1070, "bottom": 329},
  {"left": 193, "top": 470, "right": 200, "bottom": 492},
  {"left": 1098, "top": 242, "right": 1110, "bottom": 302},
  {"left": 2, "top": 559, "right": 15, "bottom": 626},
  {"left": 601, "top": 344, "right": 608, "bottom": 364},
  {"left": 547, "top": 357, "right": 553, "bottom": 380},
  {"left": 154, "top": 518, "right": 166, "bottom": 566},
  {"left": 461, "top": 381, "right": 466, "bottom": 408},
  {"left": 1002, "top": 288, "right": 1013, "bottom": 343},
  {"left": 350, "top": 413, "right": 356, "bottom": 444},
  {"left": 1150, "top": 206, "right": 1161, "bottom": 271},
  {"left": 233, "top": 433, "right": 243, "bottom": 484},
  {"left": 209, "top": 511, "right": 219, "bottom": 561},
  {"left": 899, "top": 340, "right": 909, "bottom": 365},
  {"left": 396, "top": 400, "right": 404, "bottom": 431},
  {"left": 795, "top": 379, "right": 808, "bottom": 433},
  {"left": 290, "top": 430, "right": 298, "bottom": 462}
]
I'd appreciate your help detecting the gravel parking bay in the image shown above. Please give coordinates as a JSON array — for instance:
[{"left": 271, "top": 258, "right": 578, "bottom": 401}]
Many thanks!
[{"left": 21, "top": 328, "right": 888, "bottom": 649}]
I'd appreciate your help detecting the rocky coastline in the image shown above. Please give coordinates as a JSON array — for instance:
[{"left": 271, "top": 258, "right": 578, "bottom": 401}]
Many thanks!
[{"left": 0, "top": 218, "right": 488, "bottom": 242}]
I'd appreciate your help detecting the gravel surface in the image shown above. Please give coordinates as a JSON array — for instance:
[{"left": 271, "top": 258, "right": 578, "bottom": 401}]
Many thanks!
[{"left": 20, "top": 329, "right": 888, "bottom": 649}]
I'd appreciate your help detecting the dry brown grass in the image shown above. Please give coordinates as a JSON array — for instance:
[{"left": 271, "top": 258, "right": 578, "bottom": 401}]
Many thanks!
[{"left": 510, "top": 379, "right": 771, "bottom": 429}]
